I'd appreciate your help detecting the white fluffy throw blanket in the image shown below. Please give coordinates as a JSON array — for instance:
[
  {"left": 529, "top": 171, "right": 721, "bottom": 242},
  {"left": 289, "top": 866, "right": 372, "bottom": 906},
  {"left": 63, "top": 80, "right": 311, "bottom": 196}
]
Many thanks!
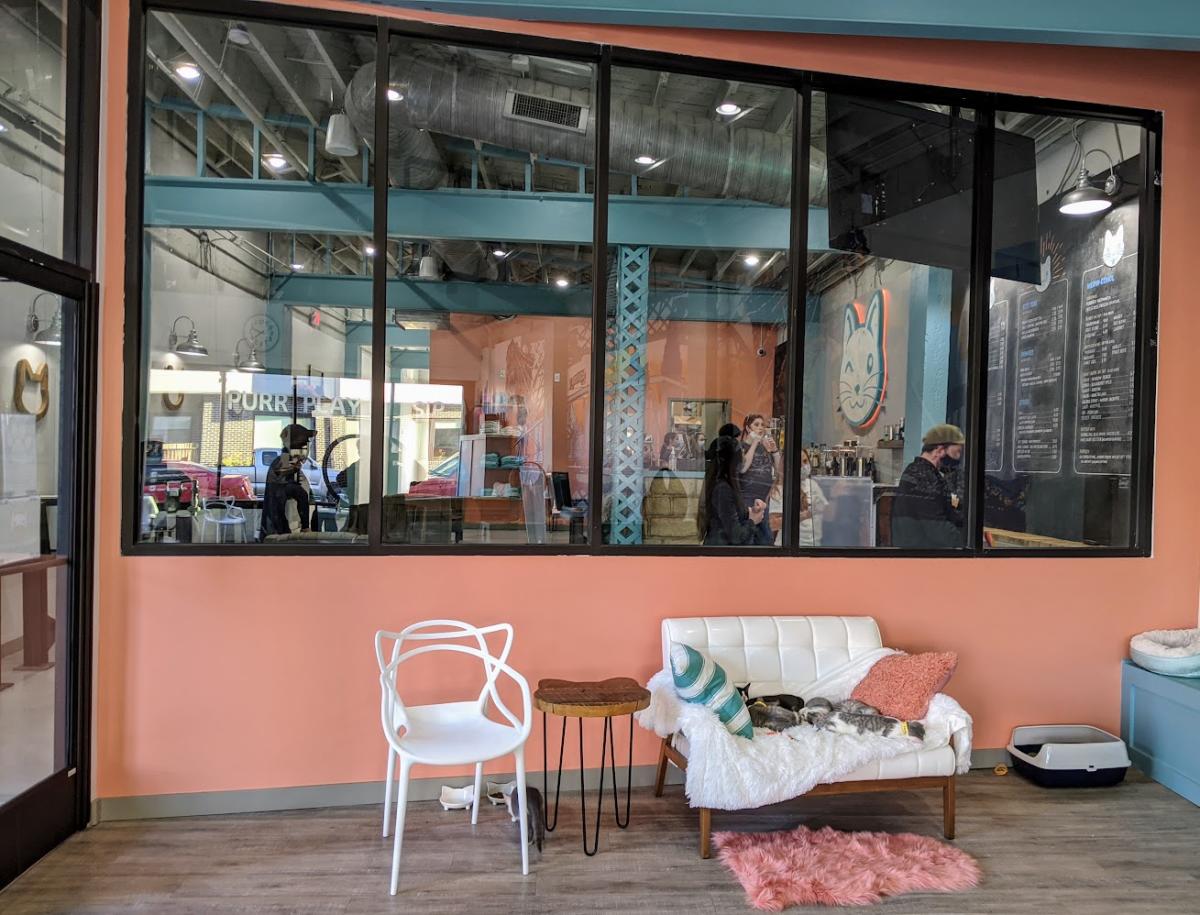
[{"left": 637, "top": 650, "right": 973, "bottom": 810}]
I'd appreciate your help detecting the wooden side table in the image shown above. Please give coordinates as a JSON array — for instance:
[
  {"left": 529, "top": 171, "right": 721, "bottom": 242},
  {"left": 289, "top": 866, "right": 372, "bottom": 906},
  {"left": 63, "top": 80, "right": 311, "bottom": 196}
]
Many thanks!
[{"left": 534, "top": 677, "right": 650, "bottom": 856}]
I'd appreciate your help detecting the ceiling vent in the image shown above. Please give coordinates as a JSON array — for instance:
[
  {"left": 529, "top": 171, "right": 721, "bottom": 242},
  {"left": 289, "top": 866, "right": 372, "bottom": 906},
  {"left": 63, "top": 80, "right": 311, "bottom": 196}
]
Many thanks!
[{"left": 503, "top": 90, "right": 588, "bottom": 134}]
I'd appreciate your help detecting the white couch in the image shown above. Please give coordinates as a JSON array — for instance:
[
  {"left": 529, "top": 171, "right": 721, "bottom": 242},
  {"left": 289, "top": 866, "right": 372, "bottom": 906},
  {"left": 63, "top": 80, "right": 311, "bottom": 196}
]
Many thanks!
[{"left": 653, "top": 615, "right": 961, "bottom": 857}]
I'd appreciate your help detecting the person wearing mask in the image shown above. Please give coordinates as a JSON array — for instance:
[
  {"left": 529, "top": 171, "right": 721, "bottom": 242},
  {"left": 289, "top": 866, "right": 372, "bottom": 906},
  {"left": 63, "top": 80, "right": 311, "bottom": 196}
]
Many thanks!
[
  {"left": 740, "top": 414, "right": 781, "bottom": 542},
  {"left": 891, "top": 424, "right": 966, "bottom": 548},
  {"left": 797, "top": 449, "right": 829, "bottom": 547},
  {"left": 699, "top": 435, "right": 771, "bottom": 546},
  {"left": 261, "top": 423, "right": 316, "bottom": 538}
]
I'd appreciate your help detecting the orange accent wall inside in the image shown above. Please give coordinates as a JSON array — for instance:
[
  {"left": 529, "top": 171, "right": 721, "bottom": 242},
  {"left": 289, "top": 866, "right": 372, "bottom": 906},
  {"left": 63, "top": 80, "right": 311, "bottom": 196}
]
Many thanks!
[{"left": 95, "top": 0, "right": 1200, "bottom": 798}]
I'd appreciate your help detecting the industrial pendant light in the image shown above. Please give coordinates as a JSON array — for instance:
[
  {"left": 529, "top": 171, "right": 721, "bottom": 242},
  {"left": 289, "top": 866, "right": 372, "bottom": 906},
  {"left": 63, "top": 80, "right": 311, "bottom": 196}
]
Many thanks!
[
  {"left": 1058, "top": 126, "right": 1120, "bottom": 217},
  {"left": 35, "top": 309, "right": 63, "bottom": 346},
  {"left": 325, "top": 111, "right": 358, "bottom": 157},
  {"left": 234, "top": 336, "right": 266, "bottom": 373},
  {"left": 169, "top": 315, "right": 209, "bottom": 358},
  {"left": 27, "top": 292, "right": 62, "bottom": 346}
]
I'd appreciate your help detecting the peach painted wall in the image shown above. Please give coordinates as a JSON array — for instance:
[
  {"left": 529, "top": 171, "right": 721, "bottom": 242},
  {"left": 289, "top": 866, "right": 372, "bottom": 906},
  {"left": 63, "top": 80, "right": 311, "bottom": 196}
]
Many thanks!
[{"left": 95, "top": 0, "right": 1200, "bottom": 798}]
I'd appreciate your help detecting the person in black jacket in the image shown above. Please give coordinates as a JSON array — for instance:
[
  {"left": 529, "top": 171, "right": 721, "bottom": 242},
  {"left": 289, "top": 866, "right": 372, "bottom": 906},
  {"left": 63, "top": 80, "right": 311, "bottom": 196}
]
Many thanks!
[
  {"left": 891, "top": 424, "right": 965, "bottom": 548},
  {"left": 699, "top": 435, "right": 771, "bottom": 546}
]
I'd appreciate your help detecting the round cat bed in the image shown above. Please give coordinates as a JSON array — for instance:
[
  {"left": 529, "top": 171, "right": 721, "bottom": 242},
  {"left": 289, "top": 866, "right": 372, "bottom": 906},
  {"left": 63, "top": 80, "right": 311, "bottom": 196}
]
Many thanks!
[{"left": 1129, "top": 628, "right": 1200, "bottom": 678}]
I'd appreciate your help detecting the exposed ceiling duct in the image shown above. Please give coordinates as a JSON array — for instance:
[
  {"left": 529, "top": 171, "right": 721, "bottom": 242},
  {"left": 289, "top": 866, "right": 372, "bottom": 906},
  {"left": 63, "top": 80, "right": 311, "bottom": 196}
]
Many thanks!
[{"left": 343, "top": 54, "right": 827, "bottom": 255}]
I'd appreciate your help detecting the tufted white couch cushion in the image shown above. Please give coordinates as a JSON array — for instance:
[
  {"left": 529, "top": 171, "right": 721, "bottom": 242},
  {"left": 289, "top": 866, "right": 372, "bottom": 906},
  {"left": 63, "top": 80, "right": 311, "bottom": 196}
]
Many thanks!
[{"left": 662, "top": 616, "right": 884, "bottom": 697}]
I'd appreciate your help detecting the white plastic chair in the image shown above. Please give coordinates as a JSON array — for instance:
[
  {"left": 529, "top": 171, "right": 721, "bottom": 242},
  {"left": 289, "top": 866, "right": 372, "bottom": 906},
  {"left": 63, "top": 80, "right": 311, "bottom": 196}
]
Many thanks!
[
  {"left": 376, "top": 621, "right": 532, "bottom": 895},
  {"left": 199, "top": 496, "right": 248, "bottom": 543}
]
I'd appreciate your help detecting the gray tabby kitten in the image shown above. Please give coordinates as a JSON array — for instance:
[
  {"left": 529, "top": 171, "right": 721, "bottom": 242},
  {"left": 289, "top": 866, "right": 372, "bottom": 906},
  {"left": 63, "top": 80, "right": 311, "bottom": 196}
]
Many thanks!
[
  {"left": 799, "top": 696, "right": 925, "bottom": 740},
  {"left": 503, "top": 785, "right": 546, "bottom": 852}
]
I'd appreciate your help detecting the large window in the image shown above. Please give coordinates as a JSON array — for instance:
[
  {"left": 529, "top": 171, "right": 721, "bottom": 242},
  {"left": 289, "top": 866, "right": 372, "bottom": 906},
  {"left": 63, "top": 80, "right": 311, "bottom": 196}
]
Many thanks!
[
  {"left": 800, "top": 92, "right": 976, "bottom": 550},
  {"left": 600, "top": 66, "right": 794, "bottom": 548},
  {"left": 135, "top": 11, "right": 375, "bottom": 547},
  {"left": 0, "top": 2, "right": 67, "bottom": 259},
  {"left": 380, "top": 36, "right": 595, "bottom": 546},
  {"left": 124, "top": 2, "right": 1161, "bottom": 556},
  {"left": 984, "top": 111, "right": 1147, "bottom": 549}
]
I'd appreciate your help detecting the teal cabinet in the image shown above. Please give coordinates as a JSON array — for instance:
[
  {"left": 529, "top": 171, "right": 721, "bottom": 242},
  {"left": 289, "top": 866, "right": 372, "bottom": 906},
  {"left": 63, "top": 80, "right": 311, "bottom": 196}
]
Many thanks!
[{"left": 1121, "top": 660, "right": 1200, "bottom": 806}]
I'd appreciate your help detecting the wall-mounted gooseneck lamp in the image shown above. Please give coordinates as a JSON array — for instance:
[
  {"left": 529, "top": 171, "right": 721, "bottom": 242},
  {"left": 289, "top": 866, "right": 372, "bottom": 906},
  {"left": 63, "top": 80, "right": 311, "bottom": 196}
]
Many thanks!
[
  {"left": 234, "top": 336, "right": 266, "bottom": 373},
  {"left": 1059, "top": 135, "right": 1121, "bottom": 216},
  {"left": 27, "top": 292, "right": 63, "bottom": 347},
  {"left": 168, "top": 315, "right": 209, "bottom": 358}
]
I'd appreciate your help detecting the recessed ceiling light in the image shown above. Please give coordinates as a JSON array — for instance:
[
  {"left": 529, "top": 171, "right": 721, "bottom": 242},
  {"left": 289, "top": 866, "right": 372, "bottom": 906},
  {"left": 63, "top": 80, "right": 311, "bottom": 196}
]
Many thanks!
[
  {"left": 264, "top": 154, "right": 288, "bottom": 170},
  {"left": 386, "top": 88, "right": 403, "bottom": 102},
  {"left": 365, "top": 245, "right": 377, "bottom": 256},
  {"left": 743, "top": 253, "right": 761, "bottom": 267},
  {"left": 554, "top": 277, "right": 569, "bottom": 288},
  {"left": 175, "top": 63, "right": 202, "bottom": 81},
  {"left": 634, "top": 154, "right": 656, "bottom": 166},
  {"left": 716, "top": 101, "right": 742, "bottom": 116}
]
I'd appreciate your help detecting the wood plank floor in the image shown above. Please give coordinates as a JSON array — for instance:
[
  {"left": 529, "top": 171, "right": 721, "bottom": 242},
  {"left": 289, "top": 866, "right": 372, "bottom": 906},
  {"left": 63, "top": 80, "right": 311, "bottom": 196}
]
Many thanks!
[{"left": 1, "top": 770, "right": 1197, "bottom": 914}]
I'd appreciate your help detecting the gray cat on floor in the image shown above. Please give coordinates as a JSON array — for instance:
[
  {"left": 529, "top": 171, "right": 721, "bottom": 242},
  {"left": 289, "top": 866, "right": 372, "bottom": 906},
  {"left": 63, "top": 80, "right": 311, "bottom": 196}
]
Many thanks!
[
  {"left": 800, "top": 696, "right": 925, "bottom": 740},
  {"left": 503, "top": 785, "right": 546, "bottom": 852}
]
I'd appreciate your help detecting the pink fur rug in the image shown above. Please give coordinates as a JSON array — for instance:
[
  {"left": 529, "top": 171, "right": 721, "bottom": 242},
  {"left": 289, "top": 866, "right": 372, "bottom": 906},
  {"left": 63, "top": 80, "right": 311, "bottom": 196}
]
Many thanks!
[{"left": 714, "top": 825, "right": 981, "bottom": 910}]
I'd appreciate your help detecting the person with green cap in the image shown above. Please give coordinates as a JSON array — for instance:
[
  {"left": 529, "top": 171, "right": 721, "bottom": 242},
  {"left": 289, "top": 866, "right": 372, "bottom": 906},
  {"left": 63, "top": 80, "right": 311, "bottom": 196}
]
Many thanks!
[{"left": 891, "top": 423, "right": 966, "bottom": 548}]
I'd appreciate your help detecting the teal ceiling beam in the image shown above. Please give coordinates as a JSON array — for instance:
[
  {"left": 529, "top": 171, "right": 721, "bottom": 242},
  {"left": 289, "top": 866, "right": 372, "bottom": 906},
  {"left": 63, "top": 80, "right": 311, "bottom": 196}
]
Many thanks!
[
  {"left": 144, "top": 176, "right": 827, "bottom": 250},
  {"left": 272, "top": 274, "right": 787, "bottom": 323},
  {"left": 371, "top": 0, "right": 1200, "bottom": 52}
]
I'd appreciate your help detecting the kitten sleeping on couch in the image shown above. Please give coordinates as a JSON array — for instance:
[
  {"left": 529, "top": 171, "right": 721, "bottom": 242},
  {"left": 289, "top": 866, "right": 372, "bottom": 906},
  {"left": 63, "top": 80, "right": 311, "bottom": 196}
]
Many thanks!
[{"left": 800, "top": 696, "right": 925, "bottom": 741}]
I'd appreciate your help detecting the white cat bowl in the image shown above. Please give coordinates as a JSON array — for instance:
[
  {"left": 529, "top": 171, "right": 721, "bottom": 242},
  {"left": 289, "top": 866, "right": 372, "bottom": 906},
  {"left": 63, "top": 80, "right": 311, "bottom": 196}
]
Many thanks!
[
  {"left": 486, "top": 780, "right": 515, "bottom": 806},
  {"left": 438, "top": 785, "right": 475, "bottom": 810}
]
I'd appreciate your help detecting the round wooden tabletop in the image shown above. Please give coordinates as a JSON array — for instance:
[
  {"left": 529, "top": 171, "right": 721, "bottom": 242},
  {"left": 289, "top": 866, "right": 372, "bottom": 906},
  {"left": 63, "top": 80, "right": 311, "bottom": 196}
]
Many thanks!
[{"left": 534, "top": 677, "right": 651, "bottom": 718}]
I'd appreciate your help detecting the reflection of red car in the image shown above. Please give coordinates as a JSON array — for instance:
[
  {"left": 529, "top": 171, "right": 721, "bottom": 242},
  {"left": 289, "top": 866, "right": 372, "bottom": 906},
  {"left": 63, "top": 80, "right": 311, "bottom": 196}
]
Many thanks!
[{"left": 144, "top": 461, "right": 256, "bottom": 506}]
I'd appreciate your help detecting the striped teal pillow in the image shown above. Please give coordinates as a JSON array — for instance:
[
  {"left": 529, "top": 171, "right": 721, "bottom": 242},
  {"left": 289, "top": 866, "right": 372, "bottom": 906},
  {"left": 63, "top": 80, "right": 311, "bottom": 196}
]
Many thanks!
[{"left": 669, "top": 642, "right": 753, "bottom": 739}]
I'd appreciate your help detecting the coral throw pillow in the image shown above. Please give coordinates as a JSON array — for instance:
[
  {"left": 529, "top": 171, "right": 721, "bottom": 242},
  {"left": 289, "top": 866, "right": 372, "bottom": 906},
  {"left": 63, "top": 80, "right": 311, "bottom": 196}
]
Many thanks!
[{"left": 851, "top": 652, "right": 958, "bottom": 720}]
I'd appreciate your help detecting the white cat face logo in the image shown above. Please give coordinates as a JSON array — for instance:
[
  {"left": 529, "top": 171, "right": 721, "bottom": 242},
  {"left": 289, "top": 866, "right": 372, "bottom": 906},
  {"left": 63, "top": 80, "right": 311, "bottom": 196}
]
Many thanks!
[
  {"left": 838, "top": 290, "right": 887, "bottom": 431},
  {"left": 1035, "top": 255, "right": 1052, "bottom": 292},
  {"left": 1103, "top": 224, "right": 1125, "bottom": 268}
]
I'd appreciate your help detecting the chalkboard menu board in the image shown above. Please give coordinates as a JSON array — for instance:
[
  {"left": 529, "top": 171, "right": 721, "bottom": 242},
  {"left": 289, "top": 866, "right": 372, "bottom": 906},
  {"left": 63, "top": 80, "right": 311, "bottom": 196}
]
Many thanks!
[
  {"left": 985, "top": 301, "right": 1008, "bottom": 472},
  {"left": 1013, "top": 280, "right": 1067, "bottom": 473},
  {"left": 1076, "top": 251, "right": 1137, "bottom": 475},
  {"left": 985, "top": 172, "right": 1140, "bottom": 543}
]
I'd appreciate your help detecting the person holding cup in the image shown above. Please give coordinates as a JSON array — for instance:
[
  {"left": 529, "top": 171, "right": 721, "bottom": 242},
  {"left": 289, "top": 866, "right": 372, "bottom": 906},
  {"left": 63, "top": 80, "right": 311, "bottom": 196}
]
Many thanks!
[{"left": 740, "top": 413, "right": 781, "bottom": 543}]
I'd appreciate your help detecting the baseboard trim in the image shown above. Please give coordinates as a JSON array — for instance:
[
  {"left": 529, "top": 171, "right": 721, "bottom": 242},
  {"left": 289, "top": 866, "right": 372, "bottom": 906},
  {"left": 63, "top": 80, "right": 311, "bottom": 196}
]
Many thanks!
[
  {"left": 96, "top": 748, "right": 1009, "bottom": 822},
  {"left": 96, "top": 763, "right": 684, "bottom": 822}
]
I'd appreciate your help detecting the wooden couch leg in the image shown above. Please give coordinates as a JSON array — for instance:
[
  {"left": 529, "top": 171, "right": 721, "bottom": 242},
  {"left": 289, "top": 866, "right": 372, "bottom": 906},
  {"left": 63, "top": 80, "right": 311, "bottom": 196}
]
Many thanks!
[
  {"left": 699, "top": 807, "right": 712, "bottom": 859},
  {"left": 943, "top": 777, "right": 956, "bottom": 840},
  {"left": 654, "top": 737, "right": 670, "bottom": 797}
]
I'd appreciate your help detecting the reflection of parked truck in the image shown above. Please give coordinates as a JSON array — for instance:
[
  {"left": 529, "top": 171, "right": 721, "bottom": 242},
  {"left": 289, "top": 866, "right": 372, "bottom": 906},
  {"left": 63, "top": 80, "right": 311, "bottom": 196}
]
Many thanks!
[{"left": 221, "top": 448, "right": 327, "bottom": 501}]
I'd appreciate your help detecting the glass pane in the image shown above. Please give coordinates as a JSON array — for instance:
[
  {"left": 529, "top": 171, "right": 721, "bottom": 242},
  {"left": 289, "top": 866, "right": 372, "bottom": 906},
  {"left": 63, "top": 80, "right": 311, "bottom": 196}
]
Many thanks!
[
  {"left": 0, "top": 2, "right": 67, "bottom": 258},
  {"left": 381, "top": 38, "right": 595, "bottom": 546},
  {"left": 137, "top": 13, "right": 375, "bottom": 545},
  {"left": 985, "top": 112, "right": 1145, "bottom": 549},
  {"left": 801, "top": 90, "right": 975, "bottom": 549},
  {"left": 601, "top": 69, "right": 795, "bottom": 547},
  {"left": 0, "top": 280, "right": 75, "bottom": 803}
]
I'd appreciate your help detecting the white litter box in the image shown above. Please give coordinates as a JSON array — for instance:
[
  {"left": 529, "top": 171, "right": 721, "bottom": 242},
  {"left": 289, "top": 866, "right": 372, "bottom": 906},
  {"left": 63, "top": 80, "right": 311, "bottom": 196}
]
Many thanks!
[{"left": 1007, "top": 725, "right": 1131, "bottom": 788}]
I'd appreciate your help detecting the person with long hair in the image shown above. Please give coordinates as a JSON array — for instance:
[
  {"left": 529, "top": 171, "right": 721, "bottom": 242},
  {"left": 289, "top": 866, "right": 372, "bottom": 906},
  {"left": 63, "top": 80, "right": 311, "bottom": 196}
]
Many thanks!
[
  {"left": 699, "top": 436, "right": 770, "bottom": 546},
  {"left": 740, "top": 414, "right": 781, "bottom": 542}
]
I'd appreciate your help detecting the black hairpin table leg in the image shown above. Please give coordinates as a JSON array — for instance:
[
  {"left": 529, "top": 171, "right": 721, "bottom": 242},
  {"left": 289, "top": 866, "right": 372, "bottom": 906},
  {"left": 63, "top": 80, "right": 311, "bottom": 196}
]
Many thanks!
[{"left": 542, "top": 710, "right": 567, "bottom": 832}]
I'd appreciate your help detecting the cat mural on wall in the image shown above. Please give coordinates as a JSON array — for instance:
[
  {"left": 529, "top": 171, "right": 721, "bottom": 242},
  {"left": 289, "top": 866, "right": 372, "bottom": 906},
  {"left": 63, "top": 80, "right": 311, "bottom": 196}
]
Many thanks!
[
  {"left": 837, "top": 289, "right": 888, "bottom": 432},
  {"left": 1103, "top": 223, "right": 1126, "bottom": 268}
]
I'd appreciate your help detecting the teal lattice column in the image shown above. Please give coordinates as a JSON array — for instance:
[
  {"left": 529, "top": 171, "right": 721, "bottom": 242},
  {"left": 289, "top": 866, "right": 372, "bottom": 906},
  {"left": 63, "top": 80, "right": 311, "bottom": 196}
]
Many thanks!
[{"left": 606, "top": 245, "right": 650, "bottom": 544}]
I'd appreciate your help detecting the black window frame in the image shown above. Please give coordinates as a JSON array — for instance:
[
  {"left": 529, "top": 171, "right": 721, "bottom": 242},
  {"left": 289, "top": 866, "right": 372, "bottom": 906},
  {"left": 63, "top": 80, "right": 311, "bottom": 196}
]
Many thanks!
[{"left": 121, "top": 0, "right": 1162, "bottom": 559}]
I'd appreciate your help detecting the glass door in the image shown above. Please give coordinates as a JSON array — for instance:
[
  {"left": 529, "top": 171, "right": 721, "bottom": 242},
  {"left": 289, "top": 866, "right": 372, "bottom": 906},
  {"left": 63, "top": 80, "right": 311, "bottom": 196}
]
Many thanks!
[{"left": 0, "top": 275, "right": 91, "bottom": 887}]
